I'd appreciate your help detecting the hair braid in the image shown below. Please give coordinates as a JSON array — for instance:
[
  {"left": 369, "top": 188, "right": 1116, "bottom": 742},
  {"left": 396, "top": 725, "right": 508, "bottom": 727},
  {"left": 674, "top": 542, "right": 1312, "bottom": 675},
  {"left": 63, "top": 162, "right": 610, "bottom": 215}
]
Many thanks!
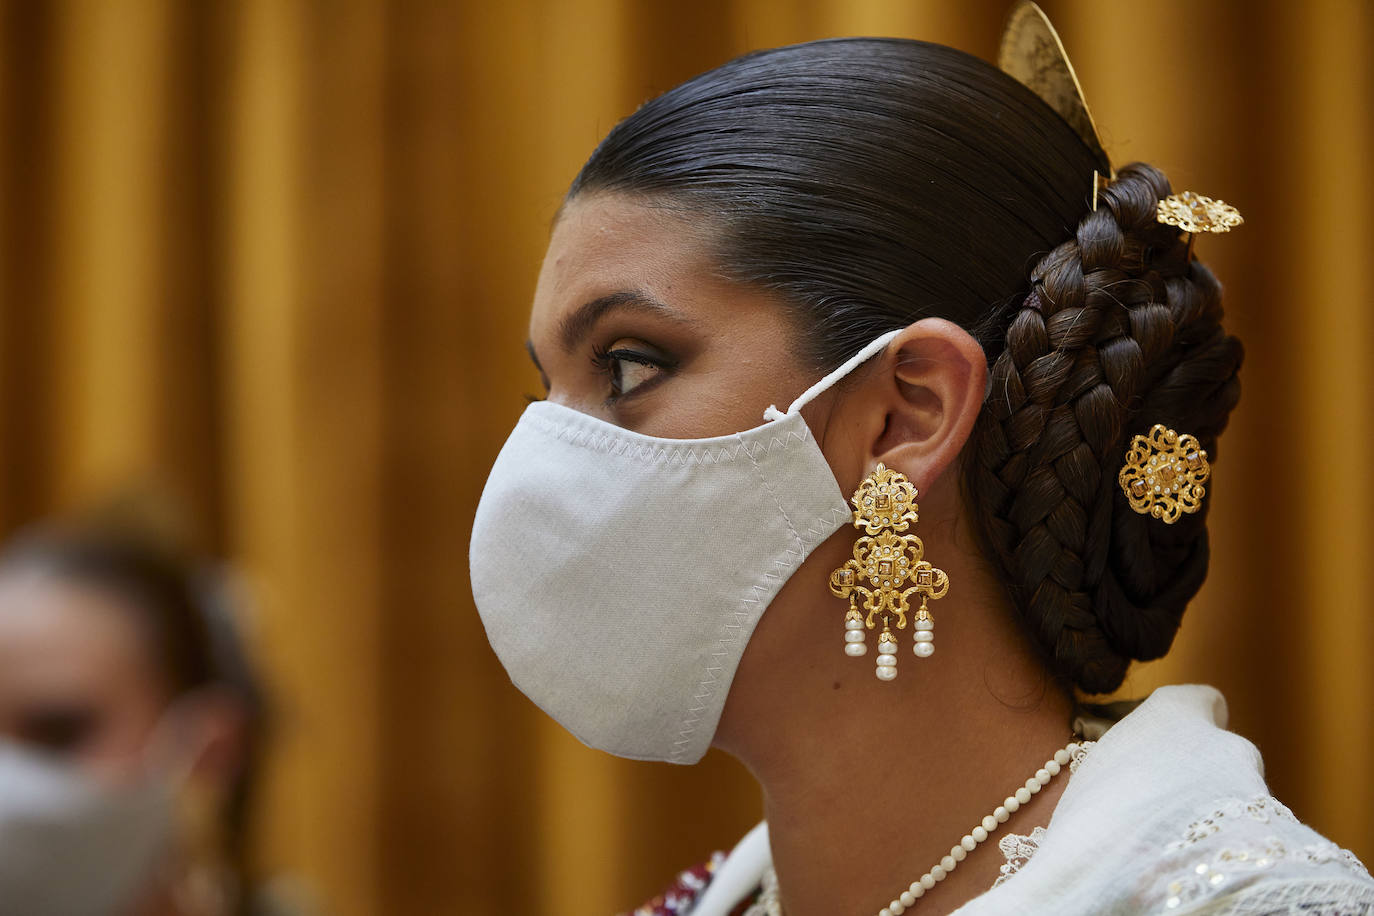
[{"left": 965, "top": 162, "right": 1244, "bottom": 693}]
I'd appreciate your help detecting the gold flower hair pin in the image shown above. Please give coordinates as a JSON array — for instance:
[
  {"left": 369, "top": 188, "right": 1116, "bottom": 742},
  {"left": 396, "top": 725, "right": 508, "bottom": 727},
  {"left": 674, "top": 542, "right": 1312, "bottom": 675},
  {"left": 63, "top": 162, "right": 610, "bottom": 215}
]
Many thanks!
[
  {"left": 1118, "top": 425, "right": 1211, "bottom": 524},
  {"left": 1157, "top": 191, "right": 1244, "bottom": 234},
  {"left": 1156, "top": 190, "right": 1244, "bottom": 258}
]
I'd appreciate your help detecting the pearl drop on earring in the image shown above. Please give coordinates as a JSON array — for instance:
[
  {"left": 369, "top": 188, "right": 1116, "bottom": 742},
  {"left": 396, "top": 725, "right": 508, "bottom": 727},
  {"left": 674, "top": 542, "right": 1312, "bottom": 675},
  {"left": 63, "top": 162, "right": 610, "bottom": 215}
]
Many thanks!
[
  {"left": 913, "top": 615, "right": 935, "bottom": 658},
  {"left": 844, "top": 612, "right": 867, "bottom": 657},
  {"left": 875, "top": 628, "right": 898, "bottom": 680}
]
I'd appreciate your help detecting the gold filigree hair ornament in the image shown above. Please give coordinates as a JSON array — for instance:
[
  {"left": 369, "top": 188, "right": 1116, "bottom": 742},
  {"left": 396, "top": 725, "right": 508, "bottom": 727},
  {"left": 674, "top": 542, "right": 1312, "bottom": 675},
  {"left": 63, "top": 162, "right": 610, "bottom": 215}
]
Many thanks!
[
  {"left": 1157, "top": 191, "right": 1245, "bottom": 258},
  {"left": 829, "top": 464, "right": 948, "bottom": 681},
  {"left": 1118, "top": 425, "right": 1211, "bottom": 524}
]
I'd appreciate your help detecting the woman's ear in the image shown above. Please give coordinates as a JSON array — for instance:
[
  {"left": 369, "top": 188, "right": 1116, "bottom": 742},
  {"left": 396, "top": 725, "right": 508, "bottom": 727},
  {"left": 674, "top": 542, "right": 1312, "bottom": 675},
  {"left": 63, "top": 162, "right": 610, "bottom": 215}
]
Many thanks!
[
  {"left": 855, "top": 318, "right": 987, "bottom": 491},
  {"left": 175, "top": 687, "right": 249, "bottom": 787}
]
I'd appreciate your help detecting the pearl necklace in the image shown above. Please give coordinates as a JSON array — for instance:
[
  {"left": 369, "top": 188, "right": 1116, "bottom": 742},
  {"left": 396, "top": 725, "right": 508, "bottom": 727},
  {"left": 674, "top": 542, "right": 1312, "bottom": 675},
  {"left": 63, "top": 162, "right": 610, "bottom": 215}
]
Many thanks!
[{"left": 755, "top": 740, "right": 1090, "bottom": 916}]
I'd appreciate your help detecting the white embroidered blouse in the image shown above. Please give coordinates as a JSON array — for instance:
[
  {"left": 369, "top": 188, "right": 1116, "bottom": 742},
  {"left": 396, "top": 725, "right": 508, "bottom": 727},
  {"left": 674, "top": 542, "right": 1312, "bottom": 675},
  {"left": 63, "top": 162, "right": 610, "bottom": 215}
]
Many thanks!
[{"left": 687, "top": 685, "right": 1374, "bottom": 916}]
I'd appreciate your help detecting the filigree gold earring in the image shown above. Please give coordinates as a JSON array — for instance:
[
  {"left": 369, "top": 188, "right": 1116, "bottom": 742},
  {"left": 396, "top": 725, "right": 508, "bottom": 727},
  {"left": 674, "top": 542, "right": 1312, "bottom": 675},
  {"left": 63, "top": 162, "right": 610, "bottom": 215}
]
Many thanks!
[{"left": 829, "top": 463, "right": 949, "bottom": 681}]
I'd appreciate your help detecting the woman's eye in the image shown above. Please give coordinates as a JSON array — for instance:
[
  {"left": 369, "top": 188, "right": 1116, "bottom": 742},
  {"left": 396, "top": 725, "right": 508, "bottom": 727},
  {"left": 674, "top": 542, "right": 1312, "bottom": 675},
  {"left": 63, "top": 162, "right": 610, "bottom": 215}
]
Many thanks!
[
  {"left": 592, "top": 340, "right": 675, "bottom": 401},
  {"left": 608, "top": 352, "right": 663, "bottom": 396},
  {"left": 17, "top": 705, "right": 100, "bottom": 756}
]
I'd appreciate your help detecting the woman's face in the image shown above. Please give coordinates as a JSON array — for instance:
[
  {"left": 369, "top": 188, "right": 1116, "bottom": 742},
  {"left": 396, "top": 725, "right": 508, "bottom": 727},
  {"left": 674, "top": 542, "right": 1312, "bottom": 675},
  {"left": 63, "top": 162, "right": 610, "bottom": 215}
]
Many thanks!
[
  {"left": 521, "top": 192, "right": 994, "bottom": 753},
  {"left": 526, "top": 193, "right": 822, "bottom": 438},
  {"left": 0, "top": 566, "right": 170, "bottom": 784}
]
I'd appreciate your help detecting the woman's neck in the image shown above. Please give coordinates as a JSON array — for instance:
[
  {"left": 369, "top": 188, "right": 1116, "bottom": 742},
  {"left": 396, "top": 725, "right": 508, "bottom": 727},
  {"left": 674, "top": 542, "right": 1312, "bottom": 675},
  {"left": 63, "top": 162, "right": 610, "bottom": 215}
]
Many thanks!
[
  {"left": 763, "top": 684, "right": 1073, "bottom": 915},
  {"left": 716, "top": 547, "right": 1077, "bottom": 916}
]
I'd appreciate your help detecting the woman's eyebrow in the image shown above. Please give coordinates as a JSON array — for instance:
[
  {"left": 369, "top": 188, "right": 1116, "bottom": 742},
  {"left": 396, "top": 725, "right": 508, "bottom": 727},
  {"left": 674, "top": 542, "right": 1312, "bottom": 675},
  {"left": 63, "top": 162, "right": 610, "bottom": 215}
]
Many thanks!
[{"left": 557, "top": 290, "right": 696, "bottom": 353}]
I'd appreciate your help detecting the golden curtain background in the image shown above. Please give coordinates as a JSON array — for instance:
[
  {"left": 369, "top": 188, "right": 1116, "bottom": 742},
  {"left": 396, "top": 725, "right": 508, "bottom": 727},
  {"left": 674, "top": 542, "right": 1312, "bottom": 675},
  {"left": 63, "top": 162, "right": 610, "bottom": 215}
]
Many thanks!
[{"left": 0, "top": 1, "right": 1370, "bottom": 914}]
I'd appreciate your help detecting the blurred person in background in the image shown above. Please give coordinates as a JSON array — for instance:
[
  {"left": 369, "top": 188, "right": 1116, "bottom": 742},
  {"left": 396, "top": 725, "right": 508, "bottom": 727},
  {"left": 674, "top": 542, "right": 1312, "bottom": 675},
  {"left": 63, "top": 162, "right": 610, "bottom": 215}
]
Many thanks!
[
  {"left": 0, "top": 502, "right": 286, "bottom": 916},
  {"left": 470, "top": 4, "right": 1374, "bottom": 915}
]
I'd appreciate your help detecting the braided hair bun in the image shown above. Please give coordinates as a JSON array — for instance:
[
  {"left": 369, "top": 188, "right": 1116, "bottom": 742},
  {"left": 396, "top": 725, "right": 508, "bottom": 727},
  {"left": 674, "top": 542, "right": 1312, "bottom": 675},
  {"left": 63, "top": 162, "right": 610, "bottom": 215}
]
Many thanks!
[{"left": 965, "top": 163, "right": 1243, "bottom": 693}]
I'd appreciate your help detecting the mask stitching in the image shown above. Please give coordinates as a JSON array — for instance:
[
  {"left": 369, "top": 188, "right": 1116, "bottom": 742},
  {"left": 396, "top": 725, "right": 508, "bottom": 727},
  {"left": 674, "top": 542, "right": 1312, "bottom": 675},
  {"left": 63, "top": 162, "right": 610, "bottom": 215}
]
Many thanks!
[
  {"left": 743, "top": 431, "right": 806, "bottom": 557},
  {"left": 667, "top": 504, "right": 852, "bottom": 764},
  {"left": 524, "top": 410, "right": 811, "bottom": 466},
  {"left": 670, "top": 438, "right": 806, "bottom": 751}
]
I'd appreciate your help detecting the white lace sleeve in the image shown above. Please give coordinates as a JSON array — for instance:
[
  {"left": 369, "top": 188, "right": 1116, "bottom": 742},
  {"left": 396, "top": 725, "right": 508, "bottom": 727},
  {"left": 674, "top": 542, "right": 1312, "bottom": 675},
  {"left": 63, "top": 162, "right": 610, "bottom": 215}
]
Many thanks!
[
  {"left": 1148, "top": 795, "right": 1374, "bottom": 915},
  {"left": 1177, "top": 876, "right": 1374, "bottom": 915}
]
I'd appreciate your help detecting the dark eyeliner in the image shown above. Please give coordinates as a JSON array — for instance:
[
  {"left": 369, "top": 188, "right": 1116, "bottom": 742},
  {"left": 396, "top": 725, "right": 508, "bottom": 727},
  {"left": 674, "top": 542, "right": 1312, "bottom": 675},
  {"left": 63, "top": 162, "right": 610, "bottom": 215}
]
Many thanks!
[{"left": 590, "top": 342, "right": 677, "bottom": 403}]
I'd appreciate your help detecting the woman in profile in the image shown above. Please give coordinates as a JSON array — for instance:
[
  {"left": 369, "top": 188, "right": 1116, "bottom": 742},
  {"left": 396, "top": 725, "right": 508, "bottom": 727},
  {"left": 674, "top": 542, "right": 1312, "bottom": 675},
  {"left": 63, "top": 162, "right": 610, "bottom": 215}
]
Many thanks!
[{"left": 469, "top": 5, "right": 1374, "bottom": 914}]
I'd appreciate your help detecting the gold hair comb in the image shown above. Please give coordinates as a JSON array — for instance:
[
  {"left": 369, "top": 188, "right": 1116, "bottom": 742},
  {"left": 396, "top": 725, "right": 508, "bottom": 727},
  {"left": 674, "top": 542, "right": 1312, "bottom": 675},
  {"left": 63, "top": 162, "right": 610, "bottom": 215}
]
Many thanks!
[{"left": 999, "top": 2, "right": 1109, "bottom": 171}]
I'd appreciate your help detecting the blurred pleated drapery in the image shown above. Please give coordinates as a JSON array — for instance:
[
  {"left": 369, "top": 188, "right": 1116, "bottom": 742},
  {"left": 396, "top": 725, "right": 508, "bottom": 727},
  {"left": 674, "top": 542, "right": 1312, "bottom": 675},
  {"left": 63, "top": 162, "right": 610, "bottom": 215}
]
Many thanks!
[{"left": 0, "top": 1, "right": 1370, "bottom": 914}]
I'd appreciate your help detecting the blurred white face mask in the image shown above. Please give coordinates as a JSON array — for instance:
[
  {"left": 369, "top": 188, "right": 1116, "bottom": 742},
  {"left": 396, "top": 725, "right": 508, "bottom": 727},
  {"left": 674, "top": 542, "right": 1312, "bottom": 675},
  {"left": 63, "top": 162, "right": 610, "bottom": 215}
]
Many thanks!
[
  {"left": 0, "top": 704, "right": 201, "bottom": 916},
  {"left": 470, "top": 331, "right": 897, "bottom": 764}
]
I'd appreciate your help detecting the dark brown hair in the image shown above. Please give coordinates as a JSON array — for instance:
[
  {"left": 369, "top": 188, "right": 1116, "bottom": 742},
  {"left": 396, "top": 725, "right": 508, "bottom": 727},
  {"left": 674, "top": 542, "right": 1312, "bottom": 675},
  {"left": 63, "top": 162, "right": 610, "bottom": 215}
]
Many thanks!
[{"left": 568, "top": 37, "right": 1242, "bottom": 693}]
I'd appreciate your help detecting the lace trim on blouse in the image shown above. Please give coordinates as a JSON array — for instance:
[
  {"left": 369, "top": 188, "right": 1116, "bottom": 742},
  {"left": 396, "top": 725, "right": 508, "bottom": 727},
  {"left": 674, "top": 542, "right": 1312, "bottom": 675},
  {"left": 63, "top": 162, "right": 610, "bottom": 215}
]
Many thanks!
[
  {"left": 1153, "top": 794, "right": 1371, "bottom": 915},
  {"left": 1174, "top": 876, "right": 1374, "bottom": 915},
  {"left": 991, "top": 825, "right": 1048, "bottom": 888}
]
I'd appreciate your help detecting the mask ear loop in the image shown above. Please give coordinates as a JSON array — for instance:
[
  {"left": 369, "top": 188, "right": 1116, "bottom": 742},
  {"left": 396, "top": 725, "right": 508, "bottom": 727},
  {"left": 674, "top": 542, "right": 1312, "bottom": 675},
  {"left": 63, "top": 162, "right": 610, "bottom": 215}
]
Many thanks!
[{"left": 762, "top": 329, "right": 902, "bottom": 422}]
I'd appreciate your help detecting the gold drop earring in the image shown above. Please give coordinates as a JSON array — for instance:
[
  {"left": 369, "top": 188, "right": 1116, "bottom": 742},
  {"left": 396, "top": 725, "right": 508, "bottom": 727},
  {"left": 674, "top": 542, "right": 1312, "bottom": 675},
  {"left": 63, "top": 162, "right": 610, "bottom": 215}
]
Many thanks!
[{"left": 829, "top": 463, "right": 949, "bottom": 681}]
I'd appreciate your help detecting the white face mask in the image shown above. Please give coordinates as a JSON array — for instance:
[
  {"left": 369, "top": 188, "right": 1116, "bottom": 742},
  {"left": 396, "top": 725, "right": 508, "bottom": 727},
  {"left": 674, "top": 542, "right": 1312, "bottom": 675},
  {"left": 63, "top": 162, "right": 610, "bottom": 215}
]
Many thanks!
[
  {"left": 470, "top": 330, "right": 898, "bottom": 764},
  {"left": 0, "top": 699, "right": 206, "bottom": 916}
]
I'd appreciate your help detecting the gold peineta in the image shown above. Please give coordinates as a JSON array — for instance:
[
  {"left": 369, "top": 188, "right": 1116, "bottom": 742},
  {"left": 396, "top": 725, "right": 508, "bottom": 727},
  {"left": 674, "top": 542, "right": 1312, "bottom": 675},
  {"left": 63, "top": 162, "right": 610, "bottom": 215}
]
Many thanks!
[{"left": 999, "top": 1, "right": 1109, "bottom": 169}]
